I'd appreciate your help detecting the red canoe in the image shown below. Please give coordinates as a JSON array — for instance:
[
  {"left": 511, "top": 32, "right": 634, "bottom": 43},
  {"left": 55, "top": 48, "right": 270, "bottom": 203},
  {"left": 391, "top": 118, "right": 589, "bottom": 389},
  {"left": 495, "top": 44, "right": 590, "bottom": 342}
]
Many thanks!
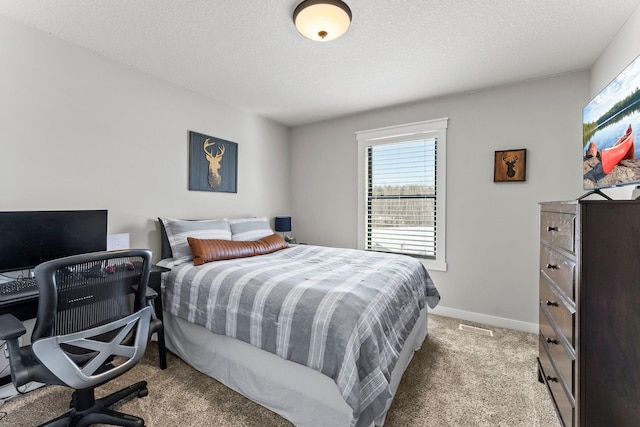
[{"left": 601, "top": 124, "right": 635, "bottom": 174}]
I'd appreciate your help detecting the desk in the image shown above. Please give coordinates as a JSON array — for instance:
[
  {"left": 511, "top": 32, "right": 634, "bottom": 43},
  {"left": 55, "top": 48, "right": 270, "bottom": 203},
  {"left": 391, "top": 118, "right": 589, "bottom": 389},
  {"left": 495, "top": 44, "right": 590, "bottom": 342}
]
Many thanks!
[{"left": 0, "top": 265, "right": 169, "bottom": 381}]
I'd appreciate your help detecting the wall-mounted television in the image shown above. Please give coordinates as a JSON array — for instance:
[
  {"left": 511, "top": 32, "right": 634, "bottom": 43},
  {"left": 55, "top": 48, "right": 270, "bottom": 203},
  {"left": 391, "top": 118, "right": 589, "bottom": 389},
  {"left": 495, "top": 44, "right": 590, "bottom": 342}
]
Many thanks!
[
  {"left": 583, "top": 54, "right": 640, "bottom": 191},
  {"left": 0, "top": 210, "right": 108, "bottom": 274}
]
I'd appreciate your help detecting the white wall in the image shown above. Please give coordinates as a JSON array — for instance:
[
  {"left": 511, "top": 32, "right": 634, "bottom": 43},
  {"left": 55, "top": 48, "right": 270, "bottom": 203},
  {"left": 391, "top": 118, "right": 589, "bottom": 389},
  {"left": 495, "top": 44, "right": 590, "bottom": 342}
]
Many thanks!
[
  {"left": 0, "top": 16, "right": 291, "bottom": 261},
  {"left": 291, "top": 1, "right": 640, "bottom": 330},
  {"left": 590, "top": 6, "right": 640, "bottom": 97},
  {"left": 291, "top": 72, "right": 589, "bottom": 331},
  {"left": 4, "top": 3, "right": 639, "bottom": 332}
]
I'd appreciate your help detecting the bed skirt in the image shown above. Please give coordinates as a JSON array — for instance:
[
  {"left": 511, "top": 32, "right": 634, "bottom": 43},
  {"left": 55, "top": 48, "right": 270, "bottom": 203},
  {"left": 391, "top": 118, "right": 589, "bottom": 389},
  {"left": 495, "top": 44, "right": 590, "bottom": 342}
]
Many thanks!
[{"left": 163, "top": 308, "right": 428, "bottom": 427}]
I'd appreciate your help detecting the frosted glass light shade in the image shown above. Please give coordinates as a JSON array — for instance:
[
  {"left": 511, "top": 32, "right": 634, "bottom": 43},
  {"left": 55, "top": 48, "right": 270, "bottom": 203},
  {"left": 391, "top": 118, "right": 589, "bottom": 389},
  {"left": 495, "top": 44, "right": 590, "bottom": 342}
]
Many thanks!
[{"left": 293, "top": 0, "right": 352, "bottom": 42}]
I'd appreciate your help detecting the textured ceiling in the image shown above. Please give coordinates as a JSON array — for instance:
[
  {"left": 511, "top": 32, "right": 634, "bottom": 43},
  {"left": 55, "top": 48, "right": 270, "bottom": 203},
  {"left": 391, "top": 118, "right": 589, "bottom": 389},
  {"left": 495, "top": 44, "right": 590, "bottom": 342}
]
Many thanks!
[{"left": 1, "top": 0, "right": 639, "bottom": 127}]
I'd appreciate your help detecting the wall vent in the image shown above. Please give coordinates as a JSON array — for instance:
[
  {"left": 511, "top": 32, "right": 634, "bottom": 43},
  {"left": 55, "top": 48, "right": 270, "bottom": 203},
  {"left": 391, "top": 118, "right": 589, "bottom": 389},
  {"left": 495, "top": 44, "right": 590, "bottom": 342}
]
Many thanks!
[{"left": 458, "top": 323, "right": 494, "bottom": 336}]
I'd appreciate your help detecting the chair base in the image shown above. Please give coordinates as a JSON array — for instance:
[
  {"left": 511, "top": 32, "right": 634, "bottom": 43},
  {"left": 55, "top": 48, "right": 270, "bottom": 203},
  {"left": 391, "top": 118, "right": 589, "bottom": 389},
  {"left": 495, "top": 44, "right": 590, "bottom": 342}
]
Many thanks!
[{"left": 40, "top": 381, "right": 148, "bottom": 427}]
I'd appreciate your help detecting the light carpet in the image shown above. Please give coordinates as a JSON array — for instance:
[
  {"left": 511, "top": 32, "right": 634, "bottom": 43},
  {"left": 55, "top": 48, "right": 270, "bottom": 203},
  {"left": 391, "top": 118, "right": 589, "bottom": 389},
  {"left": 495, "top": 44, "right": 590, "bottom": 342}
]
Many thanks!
[{"left": 0, "top": 314, "right": 560, "bottom": 426}]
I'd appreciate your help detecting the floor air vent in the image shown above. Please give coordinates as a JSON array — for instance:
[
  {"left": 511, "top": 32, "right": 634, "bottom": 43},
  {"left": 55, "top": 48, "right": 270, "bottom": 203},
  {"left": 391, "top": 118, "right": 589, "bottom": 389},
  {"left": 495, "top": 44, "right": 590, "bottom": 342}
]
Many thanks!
[{"left": 458, "top": 324, "right": 494, "bottom": 336}]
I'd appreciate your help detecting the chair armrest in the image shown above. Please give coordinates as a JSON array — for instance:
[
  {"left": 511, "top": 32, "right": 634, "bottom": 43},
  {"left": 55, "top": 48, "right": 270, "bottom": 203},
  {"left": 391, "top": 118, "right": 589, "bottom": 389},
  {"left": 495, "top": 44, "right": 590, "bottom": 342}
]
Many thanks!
[
  {"left": 0, "top": 314, "right": 26, "bottom": 341},
  {"left": 0, "top": 314, "right": 30, "bottom": 386}
]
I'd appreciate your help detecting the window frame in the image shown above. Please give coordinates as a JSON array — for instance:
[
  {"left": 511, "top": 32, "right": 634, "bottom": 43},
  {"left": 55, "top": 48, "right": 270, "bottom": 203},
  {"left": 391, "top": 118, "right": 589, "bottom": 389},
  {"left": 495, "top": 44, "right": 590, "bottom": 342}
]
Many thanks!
[{"left": 356, "top": 118, "right": 448, "bottom": 272}]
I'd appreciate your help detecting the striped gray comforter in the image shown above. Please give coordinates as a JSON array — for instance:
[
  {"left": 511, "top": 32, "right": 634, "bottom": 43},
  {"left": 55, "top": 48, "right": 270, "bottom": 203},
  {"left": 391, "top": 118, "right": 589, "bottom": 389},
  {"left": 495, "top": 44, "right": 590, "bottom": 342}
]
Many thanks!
[{"left": 159, "top": 245, "right": 440, "bottom": 426}]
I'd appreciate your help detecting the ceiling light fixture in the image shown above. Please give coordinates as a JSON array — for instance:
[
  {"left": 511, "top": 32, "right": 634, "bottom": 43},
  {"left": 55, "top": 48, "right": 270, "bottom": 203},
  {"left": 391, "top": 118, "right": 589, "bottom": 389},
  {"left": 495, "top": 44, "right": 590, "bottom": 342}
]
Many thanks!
[{"left": 293, "top": 0, "right": 352, "bottom": 42}]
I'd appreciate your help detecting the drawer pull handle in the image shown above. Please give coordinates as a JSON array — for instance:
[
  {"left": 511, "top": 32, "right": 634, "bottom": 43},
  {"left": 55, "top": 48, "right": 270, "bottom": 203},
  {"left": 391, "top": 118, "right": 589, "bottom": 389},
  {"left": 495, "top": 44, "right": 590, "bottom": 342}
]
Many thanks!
[
  {"left": 546, "top": 337, "right": 558, "bottom": 345},
  {"left": 546, "top": 263, "right": 559, "bottom": 270},
  {"left": 546, "top": 375, "right": 558, "bottom": 383},
  {"left": 546, "top": 300, "right": 559, "bottom": 307},
  {"left": 547, "top": 226, "right": 558, "bottom": 232}
]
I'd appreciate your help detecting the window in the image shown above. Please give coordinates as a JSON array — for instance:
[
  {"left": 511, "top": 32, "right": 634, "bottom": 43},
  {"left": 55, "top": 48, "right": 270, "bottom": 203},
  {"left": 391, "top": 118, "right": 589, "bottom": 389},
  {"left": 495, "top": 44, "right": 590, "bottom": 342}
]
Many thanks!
[{"left": 356, "top": 118, "right": 447, "bottom": 271}]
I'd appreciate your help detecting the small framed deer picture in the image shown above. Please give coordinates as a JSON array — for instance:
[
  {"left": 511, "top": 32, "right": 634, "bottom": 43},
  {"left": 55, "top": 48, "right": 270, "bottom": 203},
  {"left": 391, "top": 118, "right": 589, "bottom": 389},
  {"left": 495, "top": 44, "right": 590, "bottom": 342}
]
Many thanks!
[
  {"left": 188, "top": 131, "right": 238, "bottom": 193},
  {"left": 494, "top": 148, "right": 526, "bottom": 182}
]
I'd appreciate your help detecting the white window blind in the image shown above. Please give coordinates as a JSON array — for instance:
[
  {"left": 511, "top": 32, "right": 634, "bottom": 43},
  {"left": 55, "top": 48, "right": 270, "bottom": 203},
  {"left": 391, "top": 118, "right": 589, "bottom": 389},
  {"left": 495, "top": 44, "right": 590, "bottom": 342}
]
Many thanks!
[
  {"left": 366, "top": 138, "right": 437, "bottom": 258},
  {"left": 356, "top": 118, "right": 447, "bottom": 271}
]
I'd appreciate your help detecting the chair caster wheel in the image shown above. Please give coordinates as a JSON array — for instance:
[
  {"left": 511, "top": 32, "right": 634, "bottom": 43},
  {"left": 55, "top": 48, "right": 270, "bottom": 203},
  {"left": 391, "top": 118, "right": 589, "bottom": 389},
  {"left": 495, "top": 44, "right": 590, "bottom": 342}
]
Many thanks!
[{"left": 138, "top": 388, "right": 148, "bottom": 398}]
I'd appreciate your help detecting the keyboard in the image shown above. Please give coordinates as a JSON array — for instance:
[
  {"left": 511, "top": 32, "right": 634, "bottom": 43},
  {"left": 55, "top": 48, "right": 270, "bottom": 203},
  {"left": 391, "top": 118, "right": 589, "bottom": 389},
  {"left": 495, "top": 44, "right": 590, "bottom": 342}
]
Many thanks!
[{"left": 0, "top": 277, "right": 39, "bottom": 302}]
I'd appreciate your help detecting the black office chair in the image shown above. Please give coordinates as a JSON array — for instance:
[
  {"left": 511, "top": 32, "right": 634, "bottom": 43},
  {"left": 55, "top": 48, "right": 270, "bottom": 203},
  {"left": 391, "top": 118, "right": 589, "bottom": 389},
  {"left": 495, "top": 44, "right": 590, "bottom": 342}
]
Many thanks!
[{"left": 0, "top": 249, "right": 154, "bottom": 427}]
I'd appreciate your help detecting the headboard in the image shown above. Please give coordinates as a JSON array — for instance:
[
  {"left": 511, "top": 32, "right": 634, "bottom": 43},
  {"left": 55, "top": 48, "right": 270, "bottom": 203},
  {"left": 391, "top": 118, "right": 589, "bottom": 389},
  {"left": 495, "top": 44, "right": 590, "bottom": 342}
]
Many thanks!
[{"left": 158, "top": 218, "right": 173, "bottom": 260}]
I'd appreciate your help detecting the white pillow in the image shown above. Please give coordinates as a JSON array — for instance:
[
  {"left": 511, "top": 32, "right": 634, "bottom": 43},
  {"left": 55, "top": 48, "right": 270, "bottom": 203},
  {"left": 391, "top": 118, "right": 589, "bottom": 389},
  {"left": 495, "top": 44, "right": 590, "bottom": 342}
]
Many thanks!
[
  {"left": 160, "top": 218, "right": 231, "bottom": 261},
  {"left": 228, "top": 217, "right": 273, "bottom": 241}
]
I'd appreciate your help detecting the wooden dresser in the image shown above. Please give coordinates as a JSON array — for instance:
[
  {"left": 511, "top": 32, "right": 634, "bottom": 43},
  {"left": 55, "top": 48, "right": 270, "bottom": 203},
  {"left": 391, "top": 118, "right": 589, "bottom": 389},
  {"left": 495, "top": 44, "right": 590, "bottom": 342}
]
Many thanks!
[{"left": 538, "top": 200, "right": 640, "bottom": 427}]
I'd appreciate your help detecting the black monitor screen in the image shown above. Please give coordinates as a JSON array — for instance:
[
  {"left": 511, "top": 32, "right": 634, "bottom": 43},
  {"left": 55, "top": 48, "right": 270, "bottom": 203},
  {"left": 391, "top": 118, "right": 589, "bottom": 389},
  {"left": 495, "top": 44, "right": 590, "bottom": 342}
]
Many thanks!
[{"left": 0, "top": 210, "right": 107, "bottom": 273}]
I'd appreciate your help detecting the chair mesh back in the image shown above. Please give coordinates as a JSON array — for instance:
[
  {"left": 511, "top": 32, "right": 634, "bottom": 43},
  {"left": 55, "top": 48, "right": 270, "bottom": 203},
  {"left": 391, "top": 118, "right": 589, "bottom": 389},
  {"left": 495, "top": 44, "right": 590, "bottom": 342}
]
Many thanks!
[
  {"left": 29, "top": 250, "right": 152, "bottom": 390},
  {"left": 45, "top": 255, "right": 144, "bottom": 337}
]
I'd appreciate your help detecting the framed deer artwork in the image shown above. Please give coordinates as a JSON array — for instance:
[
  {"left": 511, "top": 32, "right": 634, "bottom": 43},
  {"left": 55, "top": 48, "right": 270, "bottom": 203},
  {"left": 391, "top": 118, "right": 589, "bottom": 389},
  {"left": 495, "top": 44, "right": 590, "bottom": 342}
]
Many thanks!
[
  {"left": 494, "top": 148, "right": 526, "bottom": 182},
  {"left": 188, "top": 131, "right": 238, "bottom": 193}
]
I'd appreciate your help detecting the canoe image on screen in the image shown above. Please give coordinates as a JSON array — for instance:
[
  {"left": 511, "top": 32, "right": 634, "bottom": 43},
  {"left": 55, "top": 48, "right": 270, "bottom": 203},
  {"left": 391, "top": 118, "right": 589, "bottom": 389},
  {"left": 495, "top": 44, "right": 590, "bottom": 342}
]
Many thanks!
[{"left": 583, "top": 54, "right": 640, "bottom": 190}]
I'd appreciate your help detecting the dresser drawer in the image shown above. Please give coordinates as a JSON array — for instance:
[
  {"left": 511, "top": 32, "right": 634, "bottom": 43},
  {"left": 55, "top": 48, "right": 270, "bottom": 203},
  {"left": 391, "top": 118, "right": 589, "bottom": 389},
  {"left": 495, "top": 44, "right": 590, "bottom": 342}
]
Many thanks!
[
  {"left": 539, "top": 307, "right": 574, "bottom": 392},
  {"left": 540, "top": 276, "right": 574, "bottom": 346},
  {"left": 540, "top": 212, "right": 575, "bottom": 254},
  {"left": 540, "top": 245, "right": 575, "bottom": 300},
  {"left": 539, "top": 335, "right": 574, "bottom": 427}
]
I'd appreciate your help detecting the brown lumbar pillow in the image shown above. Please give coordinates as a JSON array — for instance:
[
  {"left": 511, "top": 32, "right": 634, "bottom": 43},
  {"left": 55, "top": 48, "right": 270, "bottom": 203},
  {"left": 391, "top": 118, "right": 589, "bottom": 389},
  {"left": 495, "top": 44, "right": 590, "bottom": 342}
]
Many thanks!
[{"left": 187, "top": 233, "right": 289, "bottom": 266}]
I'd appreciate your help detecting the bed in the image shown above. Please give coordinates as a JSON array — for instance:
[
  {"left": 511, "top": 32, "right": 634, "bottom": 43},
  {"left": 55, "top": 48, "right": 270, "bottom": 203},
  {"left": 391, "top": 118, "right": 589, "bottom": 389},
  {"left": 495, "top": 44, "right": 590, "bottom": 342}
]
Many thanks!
[{"left": 156, "top": 217, "right": 440, "bottom": 427}]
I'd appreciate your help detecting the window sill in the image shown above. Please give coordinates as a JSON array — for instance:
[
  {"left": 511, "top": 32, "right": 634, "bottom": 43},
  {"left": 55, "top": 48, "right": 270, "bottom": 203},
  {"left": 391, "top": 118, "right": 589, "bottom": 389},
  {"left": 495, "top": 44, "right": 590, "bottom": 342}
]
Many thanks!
[{"left": 420, "top": 259, "right": 447, "bottom": 272}]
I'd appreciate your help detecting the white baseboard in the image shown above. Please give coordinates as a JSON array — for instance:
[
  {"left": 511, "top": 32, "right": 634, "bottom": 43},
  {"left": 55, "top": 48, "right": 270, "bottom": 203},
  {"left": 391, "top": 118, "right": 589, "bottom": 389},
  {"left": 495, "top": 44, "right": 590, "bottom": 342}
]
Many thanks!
[{"left": 429, "top": 305, "right": 538, "bottom": 334}]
